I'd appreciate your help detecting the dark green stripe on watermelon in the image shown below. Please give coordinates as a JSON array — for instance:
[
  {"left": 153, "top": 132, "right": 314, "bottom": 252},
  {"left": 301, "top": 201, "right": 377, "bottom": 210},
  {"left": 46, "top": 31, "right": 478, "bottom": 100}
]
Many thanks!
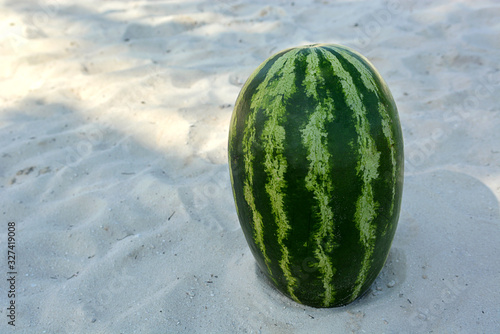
[{"left": 228, "top": 44, "right": 404, "bottom": 307}]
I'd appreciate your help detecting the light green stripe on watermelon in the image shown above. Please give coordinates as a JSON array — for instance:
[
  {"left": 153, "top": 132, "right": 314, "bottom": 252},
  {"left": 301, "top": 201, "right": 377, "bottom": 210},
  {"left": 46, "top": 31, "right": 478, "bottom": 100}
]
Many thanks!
[
  {"left": 301, "top": 49, "right": 337, "bottom": 306},
  {"left": 242, "top": 108, "right": 274, "bottom": 278},
  {"left": 319, "top": 47, "right": 381, "bottom": 301},
  {"left": 335, "top": 45, "right": 398, "bottom": 230},
  {"left": 379, "top": 102, "right": 397, "bottom": 233},
  {"left": 249, "top": 49, "right": 301, "bottom": 301},
  {"left": 334, "top": 46, "right": 379, "bottom": 94}
]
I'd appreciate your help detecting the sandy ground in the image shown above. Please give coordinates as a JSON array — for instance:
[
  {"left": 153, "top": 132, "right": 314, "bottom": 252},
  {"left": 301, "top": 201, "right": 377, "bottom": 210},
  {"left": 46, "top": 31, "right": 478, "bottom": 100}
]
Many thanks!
[{"left": 0, "top": 0, "right": 499, "bottom": 333}]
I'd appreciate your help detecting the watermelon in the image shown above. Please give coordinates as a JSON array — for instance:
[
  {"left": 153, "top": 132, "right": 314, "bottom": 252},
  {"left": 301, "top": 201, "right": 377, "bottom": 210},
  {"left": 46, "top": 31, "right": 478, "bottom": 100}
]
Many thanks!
[{"left": 228, "top": 44, "right": 404, "bottom": 308}]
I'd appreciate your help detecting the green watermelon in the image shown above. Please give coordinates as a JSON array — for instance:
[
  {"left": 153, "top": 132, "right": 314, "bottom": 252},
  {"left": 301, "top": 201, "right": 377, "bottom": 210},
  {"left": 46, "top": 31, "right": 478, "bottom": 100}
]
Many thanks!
[{"left": 228, "top": 44, "right": 404, "bottom": 308}]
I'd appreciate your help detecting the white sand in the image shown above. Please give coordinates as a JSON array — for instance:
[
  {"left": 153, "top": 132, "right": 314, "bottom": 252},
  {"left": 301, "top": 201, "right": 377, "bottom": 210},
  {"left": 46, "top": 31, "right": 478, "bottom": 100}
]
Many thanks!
[{"left": 1, "top": 0, "right": 499, "bottom": 332}]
